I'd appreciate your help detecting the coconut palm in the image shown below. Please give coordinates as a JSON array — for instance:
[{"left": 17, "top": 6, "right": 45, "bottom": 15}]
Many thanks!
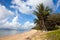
[{"left": 33, "top": 3, "right": 52, "bottom": 31}]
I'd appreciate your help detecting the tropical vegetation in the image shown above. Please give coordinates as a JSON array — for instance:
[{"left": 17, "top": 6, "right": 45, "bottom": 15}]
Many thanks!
[{"left": 33, "top": 3, "right": 60, "bottom": 31}]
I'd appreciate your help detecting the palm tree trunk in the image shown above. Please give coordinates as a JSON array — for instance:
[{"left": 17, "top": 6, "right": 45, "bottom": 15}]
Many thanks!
[{"left": 41, "top": 20, "right": 47, "bottom": 31}]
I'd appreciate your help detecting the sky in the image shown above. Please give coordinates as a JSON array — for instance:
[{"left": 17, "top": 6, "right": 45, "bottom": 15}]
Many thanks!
[{"left": 0, "top": 0, "right": 60, "bottom": 30}]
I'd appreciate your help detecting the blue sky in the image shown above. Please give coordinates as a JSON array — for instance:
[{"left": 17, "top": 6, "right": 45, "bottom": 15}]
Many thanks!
[{"left": 0, "top": 0, "right": 60, "bottom": 30}]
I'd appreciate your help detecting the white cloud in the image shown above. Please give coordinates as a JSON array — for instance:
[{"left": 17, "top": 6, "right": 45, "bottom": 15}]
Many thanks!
[
  {"left": 11, "top": 0, "right": 55, "bottom": 14},
  {"left": 52, "top": 0, "right": 60, "bottom": 12},
  {"left": 0, "top": 5, "right": 14, "bottom": 20},
  {"left": 3, "top": 15, "right": 21, "bottom": 29},
  {"left": 0, "top": 4, "right": 35, "bottom": 29},
  {"left": 0, "top": 17, "right": 35, "bottom": 29},
  {"left": 0, "top": 15, "right": 21, "bottom": 29},
  {"left": 0, "top": 5, "right": 20, "bottom": 29},
  {"left": 21, "top": 21, "right": 36, "bottom": 29},
  {"left": 57, "top": 0, "right": 60, "bottom": 8}
]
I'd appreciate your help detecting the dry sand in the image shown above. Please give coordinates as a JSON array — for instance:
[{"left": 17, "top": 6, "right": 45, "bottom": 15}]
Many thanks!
[{"left": 0, "top": 29, "right": 37, "bottom": 40}]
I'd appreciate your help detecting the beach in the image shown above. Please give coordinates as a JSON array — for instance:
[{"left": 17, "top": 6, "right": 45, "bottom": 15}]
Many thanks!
[{"left": 0, "top": 29, "right": 37, "bottom": 40}]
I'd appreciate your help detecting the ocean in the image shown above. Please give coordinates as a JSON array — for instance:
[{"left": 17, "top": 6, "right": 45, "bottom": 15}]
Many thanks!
[{"left": 0, "top": 30, "right": 29, "bottom": 37}]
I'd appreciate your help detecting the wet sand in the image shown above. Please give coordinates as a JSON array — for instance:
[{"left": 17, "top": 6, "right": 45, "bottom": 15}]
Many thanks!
[{"left": 0, "top": 29, "right": 37, "bottom": 40}]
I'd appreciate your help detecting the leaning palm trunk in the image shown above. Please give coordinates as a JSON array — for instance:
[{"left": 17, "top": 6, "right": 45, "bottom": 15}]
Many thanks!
[{"left": 41, "top": 20, "right": 47, "bottom": 31}]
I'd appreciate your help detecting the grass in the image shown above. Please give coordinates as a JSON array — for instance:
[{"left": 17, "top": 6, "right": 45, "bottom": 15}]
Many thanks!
[
  {"left": 31, "top": 29, "right": 60, "bottom": 40},
  {"left": 46, "top": 29, "right": 60, "bottom": 40}
]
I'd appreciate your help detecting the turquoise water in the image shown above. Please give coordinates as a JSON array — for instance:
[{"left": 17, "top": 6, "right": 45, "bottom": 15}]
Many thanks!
[{"left": 0, "top": 30, "right": 28, "bottom": 37}]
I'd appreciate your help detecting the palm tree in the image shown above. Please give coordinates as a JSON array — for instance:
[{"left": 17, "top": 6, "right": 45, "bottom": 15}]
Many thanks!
[{"left": 33, "top": 3, "right": 52, "bottom": 31}]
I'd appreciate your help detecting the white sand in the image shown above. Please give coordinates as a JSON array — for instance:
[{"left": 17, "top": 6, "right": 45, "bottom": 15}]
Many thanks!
[{"left": 0, "top": 29, "right": 37, "bottom": 40}]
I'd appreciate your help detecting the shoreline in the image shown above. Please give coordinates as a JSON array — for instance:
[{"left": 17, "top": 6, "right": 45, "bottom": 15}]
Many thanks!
[{"left": 0, "top": 29, "right": 37, "bottom": 40}]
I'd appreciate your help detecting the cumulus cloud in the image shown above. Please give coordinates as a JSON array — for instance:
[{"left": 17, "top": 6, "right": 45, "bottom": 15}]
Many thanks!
[
  {"left": 0, "top": 5, "right": 14, "bottom": 20},
  {"left": 0, "top": 5, "right": 19, "bottom": 29},
  {"left": 56, "top": 0, "right": 60, "bottom": 10},
  {"left": 21, "top": 21, "right": 36, "bottom": 29},
  {"left": 52, "top": 0, "right": 60, "bottom": 12},
  {"left": 10, "top": 0, "right": 55, "bottom": 14},
  {"left": 0, "top": 4, "right": 35, "bottom": 29},
  {"left": 2, "top": 16, "right": 21, "bottom": 29},
  {"left": 0, "top": 16, "right": 35, "bottom": 29}
]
